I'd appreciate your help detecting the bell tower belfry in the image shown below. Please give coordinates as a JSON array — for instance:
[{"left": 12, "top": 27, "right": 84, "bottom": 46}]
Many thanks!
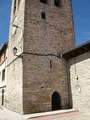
[
  {"left": 6, "top": 0, "right": 74, "bottom": 114},
  {"left": 23, "top": 0, "right": 75, "bottom": 54}
]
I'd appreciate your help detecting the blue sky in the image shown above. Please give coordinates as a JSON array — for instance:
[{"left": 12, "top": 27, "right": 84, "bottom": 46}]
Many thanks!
[
  {"left": 0, "top": 0, "right": 90, "bottom": 46},
  {"left": 0, "top": 0, "right": 11, "bottom": 46},
  {"left": 72, "top": 0, "right": 90, "bottom": 45}
]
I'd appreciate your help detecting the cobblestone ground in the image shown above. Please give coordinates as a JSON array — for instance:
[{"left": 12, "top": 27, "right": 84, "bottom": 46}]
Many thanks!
[{"left": 0, "top": 108, "right": 90, "bottom": 120}]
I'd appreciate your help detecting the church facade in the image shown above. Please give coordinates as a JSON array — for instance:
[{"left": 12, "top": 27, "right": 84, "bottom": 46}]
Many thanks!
[{"left": 0, "top": 0, "right": 90, "bottom": 117}]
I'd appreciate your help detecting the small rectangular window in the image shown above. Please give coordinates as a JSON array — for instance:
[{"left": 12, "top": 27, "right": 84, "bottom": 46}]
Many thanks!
[
  {"left": 18, "top": 0, "right": 20, "bottom": 6},
  {"left": 0, "top": 72, "right": 1, "bottom": 81},
  {"left": 41, "top": 12, "right": 46, "bottom": 19},
  {"left": 2, "top": 89, "right": 4, "bottom": 106},
  {"left": 40, "top": 0, "right": 48, "bottom": 4},
  {"left": 14, "top": 0, "right": 17, "bottom": 14},
  {"left": 54, "top": 0, "right": 61, "bottom": 7},
  {"left": 2, "top": 69, "right": 5, "bottom": 81}
]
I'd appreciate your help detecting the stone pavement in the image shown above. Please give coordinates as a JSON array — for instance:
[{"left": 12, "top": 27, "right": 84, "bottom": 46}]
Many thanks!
[
  {"left": 0, "top": 107, "right": 90, "bottom": 120},
  {"left": 0, "top": 107, "right": 25, "bottom": 120},
  {"left": 25, "top": 110, "right": 90, "bottom": 120}
]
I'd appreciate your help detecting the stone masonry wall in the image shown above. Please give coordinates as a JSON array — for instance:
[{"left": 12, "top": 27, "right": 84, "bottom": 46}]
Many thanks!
[
  {"left": 6, "top": 58, "right": 23, "bottom": 113},
  {"left": 26, "top": 51, "right": 90, "bottom": 120},
  {"left": 23, "top": 0, "right": 75, "bottom": 54},
  {"left": 23, "top": 54, "right": 70, "bottom": 114},
  {"left": 7, "top": 0, "right": 25, "bottom": 63},
  {"left": 23, "top": 0, "right": 74, "bottom": 113},
  {"left": 5, "top": 0, "right": 75, "bottom": 114},
  {"left": 22, "top": 0, "right": 74, "bottom": 114},
  {"left": 6, "top": 0, "right": 25, "bottom": 113},
  {"left": 69, "top": 51, "right": 90, "bottom": 115}
]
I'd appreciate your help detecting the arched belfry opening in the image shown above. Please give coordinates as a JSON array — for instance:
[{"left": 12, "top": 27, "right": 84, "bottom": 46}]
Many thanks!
[{"left": 52, "top": 91, "right": 61, "bottom": 110}]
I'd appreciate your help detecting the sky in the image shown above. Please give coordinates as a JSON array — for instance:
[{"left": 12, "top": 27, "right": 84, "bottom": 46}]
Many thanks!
[
  {"left": 0, "top": 0, "right": 11, "bottom": 46},
  {"left": 0, "top": 0, "right": 90, "bottom": 46},
  {"left": 72, "top": 0, "right": 90, "bottom": 45}
]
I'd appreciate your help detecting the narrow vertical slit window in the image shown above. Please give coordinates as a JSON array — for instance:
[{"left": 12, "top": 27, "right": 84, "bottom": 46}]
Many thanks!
[
  {"left": 2, "top": 69, "right": 5, "bottom": 81},
  {"left": 0, "top": 72, "right": 1, "bottom": 81},
  {"left": 41, "top": 11, "right": 46, "bottom": 19},
  {"left": 2, "top": 89, "right": 4, "bottom": 106},
  {"left": 14, "top": 0, "right": 17, "bottom": 14},
  {"left": 18, "top": 0, "right": 20, "bottom": 8},
  {"left": 18, "top": 0, "right": 20, "bottom": 6},
  {"left": 54, "top": 0, "right": 61, "bottom": 7},
  {"left": 50, "top": 60, "right": 52, "bottom": 69},
  {"left": 40, "top": 0, "right": 48, "bottom": 4}
]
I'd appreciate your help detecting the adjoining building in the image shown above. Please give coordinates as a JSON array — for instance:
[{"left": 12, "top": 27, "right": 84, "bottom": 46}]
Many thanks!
[
  {"left": 63, "top": 41, "right": 90, "bottom": 114},
  {"left": 0, "top": 0, "right": 90, "bottom": 118}
]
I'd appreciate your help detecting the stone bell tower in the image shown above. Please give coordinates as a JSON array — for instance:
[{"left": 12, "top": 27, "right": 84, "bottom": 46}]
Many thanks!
[{"left": 6, "top": 0, "right": 75, "bottom": 114}]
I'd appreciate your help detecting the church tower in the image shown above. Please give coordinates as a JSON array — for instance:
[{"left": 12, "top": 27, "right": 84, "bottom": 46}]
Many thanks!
[{"left": 6, "top": 0, "right": 75, "bottom": 114}]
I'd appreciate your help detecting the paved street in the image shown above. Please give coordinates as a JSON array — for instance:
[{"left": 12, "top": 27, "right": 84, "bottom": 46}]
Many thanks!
[
  {"left": 0, "top": 107, "right": 25, "bottom": 120},
  {"left": 0, "top": 108, "right": 90, "bottom": 120}
]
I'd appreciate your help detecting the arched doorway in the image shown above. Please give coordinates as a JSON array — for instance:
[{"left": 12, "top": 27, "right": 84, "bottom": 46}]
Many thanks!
[{"left": 52, "top": 91, "right": 61, "bottom": 110}]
